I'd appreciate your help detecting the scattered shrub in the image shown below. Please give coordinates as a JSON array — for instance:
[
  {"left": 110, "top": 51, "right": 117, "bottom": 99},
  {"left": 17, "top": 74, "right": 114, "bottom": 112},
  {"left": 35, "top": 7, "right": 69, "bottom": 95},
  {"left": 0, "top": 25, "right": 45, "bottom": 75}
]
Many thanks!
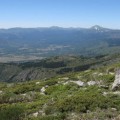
[{"left": 0, "top": 104, "right": 25, "bottom": 120}]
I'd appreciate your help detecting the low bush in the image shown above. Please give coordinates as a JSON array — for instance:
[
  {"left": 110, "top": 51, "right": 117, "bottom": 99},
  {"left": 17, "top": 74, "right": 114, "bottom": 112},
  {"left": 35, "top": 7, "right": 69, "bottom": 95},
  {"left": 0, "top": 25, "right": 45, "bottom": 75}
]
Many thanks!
[
  {"left": 50, "top": 87, "right": 115, "bottom": 113},
  {"left": 0, "top": 104, "right": 25, "bottom": 120}
]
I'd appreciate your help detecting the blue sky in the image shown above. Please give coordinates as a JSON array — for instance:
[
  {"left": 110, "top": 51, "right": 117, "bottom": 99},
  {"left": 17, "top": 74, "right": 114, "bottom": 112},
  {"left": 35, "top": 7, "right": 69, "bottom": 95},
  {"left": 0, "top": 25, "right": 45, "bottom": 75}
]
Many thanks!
[{"left": 0, "top": 0, "right": 120, "bottom": 28}]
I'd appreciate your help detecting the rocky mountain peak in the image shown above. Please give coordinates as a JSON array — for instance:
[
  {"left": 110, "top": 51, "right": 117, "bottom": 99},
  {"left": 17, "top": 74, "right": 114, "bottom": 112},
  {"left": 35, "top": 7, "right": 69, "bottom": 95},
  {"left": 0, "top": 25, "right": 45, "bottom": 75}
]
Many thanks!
[{"left": 91, "top": 25, "right": 104, "bottom": 30}]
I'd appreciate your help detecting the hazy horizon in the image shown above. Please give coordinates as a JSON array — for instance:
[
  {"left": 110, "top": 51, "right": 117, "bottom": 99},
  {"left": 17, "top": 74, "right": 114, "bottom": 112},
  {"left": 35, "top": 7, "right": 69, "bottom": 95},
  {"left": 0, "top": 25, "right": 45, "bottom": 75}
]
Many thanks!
[{"left": 0, "top": 25, "right": 120, "bottom": 30}]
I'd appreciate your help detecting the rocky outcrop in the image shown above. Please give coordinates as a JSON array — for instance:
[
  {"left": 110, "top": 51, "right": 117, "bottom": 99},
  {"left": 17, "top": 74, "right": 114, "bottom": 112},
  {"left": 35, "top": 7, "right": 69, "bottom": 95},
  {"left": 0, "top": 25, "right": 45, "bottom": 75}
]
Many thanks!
[
  {"left": 112, "top": 69, "right": 120, "bottom": 91},
  {"left": 41, "top": 87, "right": 46, "bottom": 94},
  {"left": 72, "top": 81, "right": 85, "bottom": 87}
]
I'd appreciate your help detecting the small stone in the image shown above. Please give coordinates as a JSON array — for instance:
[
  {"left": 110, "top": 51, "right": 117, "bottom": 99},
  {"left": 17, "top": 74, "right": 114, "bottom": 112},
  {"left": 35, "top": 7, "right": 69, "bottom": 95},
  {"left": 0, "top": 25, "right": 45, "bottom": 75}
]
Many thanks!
[
  {"left": 63, "top": 81, "right": 69, "bottom": 85},
  {"left": 33, "top": 112, "right": 38, "bottom": 117},
  {"left": 41, "top": 87, "right": 46, "bottom": 93},
  {"left": 109, "top": 72, "right": 114, "bottom": 75},
  {"left": 21, "top": 93, "right": 26, "bottom": 96},
  {"left": 39, "top": 110, "right": 45, "bottom": 116},
  {"left": 45, "top": 85, "right": 48, "bottom": 88},
  {"left": 103, "top": 92, "right": 108, "bottom": 96},
  {"left": 98, "top": 73, "right": 103, "bottom": 76},
  {"left": 87, "top": 81, "right": 96, "bottom": 86},
  {"left": 112, "top": 91, "right": 120, "bottom": 95},
  {"left": 93, "top": 72, "right": 98, "bottom": 75},
  {"left": 62, "top": 77, "right": 69, "bottom": 80},
  {"left": 0, "top": 91, "right": 3, "bottom": 94},
  {"left": 111, "top": 108, "right": 117, "bottom": 111},
  {"left": 36, "top": 82, "right": 40, "bottom": 85}
]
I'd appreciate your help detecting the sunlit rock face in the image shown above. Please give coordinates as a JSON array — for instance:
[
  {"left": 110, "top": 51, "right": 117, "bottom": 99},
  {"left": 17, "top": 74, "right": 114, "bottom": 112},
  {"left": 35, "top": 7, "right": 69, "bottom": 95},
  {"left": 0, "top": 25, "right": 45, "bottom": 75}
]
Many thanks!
[{"left": 112, "top": 69, "right": 120, "bottom": 91}]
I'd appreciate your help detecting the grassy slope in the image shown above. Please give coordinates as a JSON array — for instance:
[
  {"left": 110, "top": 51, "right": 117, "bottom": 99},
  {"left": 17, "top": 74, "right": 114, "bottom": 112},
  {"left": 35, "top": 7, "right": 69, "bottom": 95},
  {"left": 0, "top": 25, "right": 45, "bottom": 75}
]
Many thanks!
[{"left": 1, "top": 54, "right": 120, "bottom": 119}]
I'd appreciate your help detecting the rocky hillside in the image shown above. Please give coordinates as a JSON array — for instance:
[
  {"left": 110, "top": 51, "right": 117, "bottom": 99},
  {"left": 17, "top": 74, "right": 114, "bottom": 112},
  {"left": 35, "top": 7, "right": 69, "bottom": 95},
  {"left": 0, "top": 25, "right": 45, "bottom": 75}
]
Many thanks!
[
  {"left": 1, "top": 54, "right": 120, "bottom": 119},
  {"left": 1, "top": 54, "right": 120, "bottom": 82}
]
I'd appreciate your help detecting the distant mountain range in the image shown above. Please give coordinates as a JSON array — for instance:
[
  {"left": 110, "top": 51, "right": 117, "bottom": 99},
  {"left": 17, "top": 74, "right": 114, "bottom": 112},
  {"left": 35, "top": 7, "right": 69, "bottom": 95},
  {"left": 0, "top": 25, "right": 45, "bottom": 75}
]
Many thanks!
[{"left": 1, "top": 25, "right": 120, "bottom": 62}]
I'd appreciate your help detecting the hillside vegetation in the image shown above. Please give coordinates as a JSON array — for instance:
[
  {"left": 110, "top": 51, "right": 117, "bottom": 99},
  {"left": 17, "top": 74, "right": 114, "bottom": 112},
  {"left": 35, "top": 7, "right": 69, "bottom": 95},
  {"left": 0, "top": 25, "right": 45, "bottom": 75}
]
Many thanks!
[
  {"left": 0, "top": 54, "right": 120, "bottom": 82},
  {"left": 1, "top": 54, "right": 120, "bottom": 119}
]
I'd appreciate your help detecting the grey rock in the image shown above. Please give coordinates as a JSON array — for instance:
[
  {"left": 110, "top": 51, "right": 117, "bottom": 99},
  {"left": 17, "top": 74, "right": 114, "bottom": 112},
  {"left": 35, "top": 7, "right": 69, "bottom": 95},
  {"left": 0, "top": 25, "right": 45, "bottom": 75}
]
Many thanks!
[
  {"left": 87, "top": 81, "right": 96, "bottom": 86},
  {"left": 112, "top": 69, "right": 120, "bottom": 91},
  {"left": 71, "top": 80, "right": 85, "bottom": 87}
]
